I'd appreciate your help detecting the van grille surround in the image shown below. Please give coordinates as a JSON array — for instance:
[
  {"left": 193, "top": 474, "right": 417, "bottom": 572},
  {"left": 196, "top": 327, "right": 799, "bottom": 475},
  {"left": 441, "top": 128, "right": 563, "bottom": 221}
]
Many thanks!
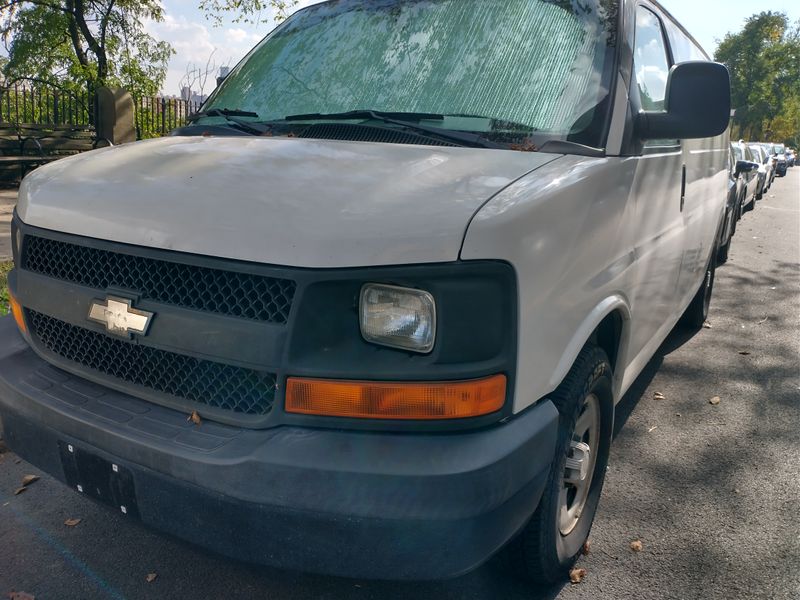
[
  {"left": 22, "top": 235, "right": 296, "bottom": 324},
  {"left": 27, "top": 310, "right": 278, "bottom": 416}
]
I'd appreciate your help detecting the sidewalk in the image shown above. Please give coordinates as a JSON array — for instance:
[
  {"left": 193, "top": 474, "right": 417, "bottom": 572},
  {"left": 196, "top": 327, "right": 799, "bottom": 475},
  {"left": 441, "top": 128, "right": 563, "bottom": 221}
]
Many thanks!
[{"left": 0, "top": 188, "right": 16, "bottom": 261}]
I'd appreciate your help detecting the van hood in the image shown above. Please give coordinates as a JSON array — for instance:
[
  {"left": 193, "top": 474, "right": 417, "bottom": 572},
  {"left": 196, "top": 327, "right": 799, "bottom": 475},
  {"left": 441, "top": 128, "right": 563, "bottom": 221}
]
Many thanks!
[{"left": 18, "top": 136, "right": 559, "bottom": 268}]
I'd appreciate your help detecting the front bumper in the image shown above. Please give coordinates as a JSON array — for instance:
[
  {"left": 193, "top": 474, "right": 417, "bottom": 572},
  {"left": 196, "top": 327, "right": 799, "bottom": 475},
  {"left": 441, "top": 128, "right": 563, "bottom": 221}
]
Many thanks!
[{"left": 0, "top": 317, "right": 558, "bottom": 580}]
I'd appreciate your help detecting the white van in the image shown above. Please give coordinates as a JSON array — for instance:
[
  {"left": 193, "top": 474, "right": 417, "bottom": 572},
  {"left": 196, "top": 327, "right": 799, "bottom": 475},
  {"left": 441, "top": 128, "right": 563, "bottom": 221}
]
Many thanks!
[{"left": 0, "top": 0, "right": 730, "bottom": 584}]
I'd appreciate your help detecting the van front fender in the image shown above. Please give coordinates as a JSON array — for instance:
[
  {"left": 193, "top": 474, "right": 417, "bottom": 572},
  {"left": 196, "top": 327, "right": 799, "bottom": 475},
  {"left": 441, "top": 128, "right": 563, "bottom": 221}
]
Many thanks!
[{"left": 547, "top": 295, "right": 632, "bottom": 401}]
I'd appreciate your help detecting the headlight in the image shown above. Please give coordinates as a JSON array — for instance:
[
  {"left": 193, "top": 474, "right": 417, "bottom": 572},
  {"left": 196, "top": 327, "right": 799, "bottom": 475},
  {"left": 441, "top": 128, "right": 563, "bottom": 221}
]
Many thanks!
[{"left": 360, "top": 284, "right": 436, "bottom": 353}]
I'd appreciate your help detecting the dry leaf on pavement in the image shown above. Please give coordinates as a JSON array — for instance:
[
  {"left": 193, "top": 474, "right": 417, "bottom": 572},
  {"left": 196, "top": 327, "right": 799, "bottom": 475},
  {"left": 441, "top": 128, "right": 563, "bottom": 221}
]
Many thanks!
[
  {"left": 653, "top": 392, "right": 665, "bottom": 400},
  {"left": 64, "top": 518, "right": 82, "bottom": 527},
  {"left": 582, "top": 540, "right": 591, "bottom": 555},
  {"left": 8, "top": 592, "right": 36, "bottom": 600},
  {"left": 13, "top": 487, "right": 27, "bottom": 496},
  {"left": 21, "top": 475, "right": 39, "bottom": 487},
  {"left": 630, "top": 540, "right": 643, "bottom": 552},
  {"left": 569, "top": 568, "right": 587, "bottom": 584},
  {"left": 187, "top": 411, "right": 201, "bottom": 426},
  {"left": 709, "top": 396, "right": 721, "bottom": 406},
  {"left": 145, "top": 573, "right": 158, "bottom": 583},
  {"left": 738, "top": 351, "right": 751, "bottom": 356},
  {"left": 702, "top": 321, "right": 712, "bottom": 329}
]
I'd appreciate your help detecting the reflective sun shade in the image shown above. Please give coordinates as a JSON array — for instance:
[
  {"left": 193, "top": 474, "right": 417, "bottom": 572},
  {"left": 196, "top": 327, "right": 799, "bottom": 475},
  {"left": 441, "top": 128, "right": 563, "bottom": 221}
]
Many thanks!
[{"left": 285, "top": 375, "right": 507, "bottom": 420}]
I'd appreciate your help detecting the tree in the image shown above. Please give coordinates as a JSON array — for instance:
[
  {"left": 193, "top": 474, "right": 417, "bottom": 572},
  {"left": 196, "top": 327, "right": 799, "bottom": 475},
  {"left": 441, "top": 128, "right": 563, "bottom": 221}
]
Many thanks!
[
  {"left": 0, "top": 0, "right": 173, "bottom": 98},
  {"left": 198, "top": 0, "right": 297, "bottom": 26},
  {"left": 715, "top": 12, "right": 800, "bottom": 145}
]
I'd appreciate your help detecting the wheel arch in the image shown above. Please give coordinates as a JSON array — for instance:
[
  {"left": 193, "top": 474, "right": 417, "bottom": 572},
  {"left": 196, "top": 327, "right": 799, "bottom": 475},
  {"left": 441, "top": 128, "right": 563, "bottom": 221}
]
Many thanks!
[{"left": 547, "top": 296, "right": 632, "bottom": 403}]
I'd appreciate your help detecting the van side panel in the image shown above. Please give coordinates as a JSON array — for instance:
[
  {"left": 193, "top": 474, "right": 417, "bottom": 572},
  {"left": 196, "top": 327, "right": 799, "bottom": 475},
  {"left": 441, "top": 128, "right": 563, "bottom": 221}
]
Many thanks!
[
  {"left": 460, "top": 156, "right": 639, "bottom": 413},
  {"left": 461, "top": 143, "right": 727, "bottom": 413}
]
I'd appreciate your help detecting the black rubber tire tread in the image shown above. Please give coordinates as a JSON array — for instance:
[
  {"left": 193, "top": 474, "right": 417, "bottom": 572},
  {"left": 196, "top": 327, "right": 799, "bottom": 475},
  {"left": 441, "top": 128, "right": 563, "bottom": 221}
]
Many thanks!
[
  {"left": 502, "top": 345, "right": 612, "bottom": 584},
  {"left": 717, "top": 236, "right": 730, "bottom": 265},
  {"left": 682, "top": 246, "right": 717, "bottom": 329}
]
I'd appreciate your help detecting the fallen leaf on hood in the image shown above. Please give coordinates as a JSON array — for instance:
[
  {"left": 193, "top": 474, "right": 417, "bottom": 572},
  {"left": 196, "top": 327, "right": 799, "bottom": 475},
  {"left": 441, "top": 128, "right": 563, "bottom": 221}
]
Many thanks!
[
  {"left": 21, "top": 475, "right": 39, "bottom": 487},
  {"left": 630, "top": 540, "right": 643, "bottom": 552},
  {"left": 145, "top": 573, "right": 158, "bottom": 583},
  {"left": 709, "top": 396, "right": 721, "bottom": 406},
  {"left": 582, "top": 540, "right": 591, "bottom": 555},
  {"left": 13, "top": 487, "right": 27, "bottom": 496},
  {"left": 653, "top": 392, "right": 665, "bottom": 400},
  {"left": 569, "top": 568, "right": 587, "bottom": 584},
  {"left": 187, "top": 411, "right": 201, "bottom": 426},
  {"left": 8, "top": 592, "right": 36, "bottom": 600},
  {"left": 702, "top": 321, "right": 712, "bottom": 329},
  {"left": 64, "top": 518, "right": 82, "bottom": 527}
]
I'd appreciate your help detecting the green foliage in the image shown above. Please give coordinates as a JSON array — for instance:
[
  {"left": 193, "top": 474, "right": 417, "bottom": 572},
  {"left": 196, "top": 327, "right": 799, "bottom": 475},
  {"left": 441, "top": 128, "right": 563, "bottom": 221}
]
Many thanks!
[
  {"left": 715, "top": 12, "right": 800, "bottom": 146},
  {"left": 0, "top": 261, "right": 12, "bottom": 316},
  {"left": 0, "top": 0, "right": 174, "bottom": 100},
  {"left": 199, "top": 0, "right": 297, "bottom": 25}
]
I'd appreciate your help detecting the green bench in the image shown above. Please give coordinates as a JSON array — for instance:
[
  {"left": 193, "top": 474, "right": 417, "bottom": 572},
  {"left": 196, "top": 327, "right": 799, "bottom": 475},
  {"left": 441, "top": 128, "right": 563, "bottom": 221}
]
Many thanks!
[{"left": 0, "top": 124, "right": 110, "bottom": 180}]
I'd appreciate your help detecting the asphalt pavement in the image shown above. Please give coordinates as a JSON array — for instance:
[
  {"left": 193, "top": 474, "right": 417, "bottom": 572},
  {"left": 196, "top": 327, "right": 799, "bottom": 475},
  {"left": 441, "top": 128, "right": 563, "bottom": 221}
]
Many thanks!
[{"left": 1, "top": 168, "right": 798, "bottom": 600}]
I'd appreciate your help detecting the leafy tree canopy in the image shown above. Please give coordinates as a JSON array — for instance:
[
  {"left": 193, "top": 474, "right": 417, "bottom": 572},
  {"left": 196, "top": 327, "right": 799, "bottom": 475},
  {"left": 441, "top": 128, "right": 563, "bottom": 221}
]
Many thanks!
[
  {"left": 198, "top": 0, "right": 296, "bottom": 26},
  {"left": 1, "top": 0, "right": 173, "bottom": 98},
  {"left": 716, "top": 11, "right": 800, "bottom": 146}
]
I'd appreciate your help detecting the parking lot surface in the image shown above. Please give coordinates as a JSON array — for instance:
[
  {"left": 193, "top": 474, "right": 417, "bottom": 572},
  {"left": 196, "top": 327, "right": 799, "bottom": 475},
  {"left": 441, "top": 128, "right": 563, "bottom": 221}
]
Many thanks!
[{"left": 1, "top": 168, "right": 798, "bottom": 600}]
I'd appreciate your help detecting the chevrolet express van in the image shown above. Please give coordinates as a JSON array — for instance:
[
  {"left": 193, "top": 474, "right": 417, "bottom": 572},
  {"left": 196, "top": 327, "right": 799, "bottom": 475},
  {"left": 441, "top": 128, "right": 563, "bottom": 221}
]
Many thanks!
[{"left": 0, "top": 0, "right": 730, "bottom": 583}]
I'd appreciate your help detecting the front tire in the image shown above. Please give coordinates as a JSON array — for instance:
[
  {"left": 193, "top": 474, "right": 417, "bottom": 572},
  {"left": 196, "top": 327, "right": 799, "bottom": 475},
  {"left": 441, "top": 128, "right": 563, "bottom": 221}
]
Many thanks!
[{"left": 503, "top": 345, "right": 613, "bottom": 584}]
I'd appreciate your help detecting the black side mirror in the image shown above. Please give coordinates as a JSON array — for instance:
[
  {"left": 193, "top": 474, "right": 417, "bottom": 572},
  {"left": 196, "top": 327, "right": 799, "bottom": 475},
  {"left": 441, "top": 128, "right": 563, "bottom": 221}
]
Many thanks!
[
  {"left": 637, "top": 62, "right": 731, "bottom": 140},
  {"left": 735, "top": 160, "right": 759, "bottom": 176}
]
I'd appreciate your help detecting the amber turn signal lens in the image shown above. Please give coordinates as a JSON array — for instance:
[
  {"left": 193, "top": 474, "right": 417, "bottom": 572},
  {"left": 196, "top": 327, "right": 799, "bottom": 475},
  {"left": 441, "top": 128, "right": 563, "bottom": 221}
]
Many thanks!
[
  {"left": 285, "top": 374, "right": 506, "bottom": 420},
  {"left": 8, "top": 291, "right": 27, "bottom": 335}
]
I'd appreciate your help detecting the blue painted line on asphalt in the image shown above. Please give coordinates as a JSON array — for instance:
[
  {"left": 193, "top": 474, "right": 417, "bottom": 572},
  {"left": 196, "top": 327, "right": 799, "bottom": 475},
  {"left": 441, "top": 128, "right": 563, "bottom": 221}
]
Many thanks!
[{"left": 0, "top": 493, "right": 128, "bottom": 600}]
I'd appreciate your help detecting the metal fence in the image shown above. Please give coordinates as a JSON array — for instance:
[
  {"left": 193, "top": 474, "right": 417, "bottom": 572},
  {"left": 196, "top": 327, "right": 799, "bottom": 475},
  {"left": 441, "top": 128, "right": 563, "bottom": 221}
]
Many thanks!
[
  {"left": 0, "top": 81, "right": 94, "bottom": 127},
  {"left": 134, "top": 96, "right": 202, "bottom": 139}
]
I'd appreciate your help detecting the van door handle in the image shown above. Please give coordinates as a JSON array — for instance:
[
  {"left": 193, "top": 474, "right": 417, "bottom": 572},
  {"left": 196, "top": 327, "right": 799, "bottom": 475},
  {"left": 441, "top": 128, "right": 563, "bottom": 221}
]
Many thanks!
[{"left": 680, "top": 165, "right": 686, "bottom": 212}]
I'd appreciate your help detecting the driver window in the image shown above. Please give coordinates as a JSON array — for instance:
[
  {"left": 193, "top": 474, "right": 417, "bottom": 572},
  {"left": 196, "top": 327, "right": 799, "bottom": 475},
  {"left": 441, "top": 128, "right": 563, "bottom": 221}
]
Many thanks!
[{"left": 634, "top": 7, "right": 671, "bottom": 112}]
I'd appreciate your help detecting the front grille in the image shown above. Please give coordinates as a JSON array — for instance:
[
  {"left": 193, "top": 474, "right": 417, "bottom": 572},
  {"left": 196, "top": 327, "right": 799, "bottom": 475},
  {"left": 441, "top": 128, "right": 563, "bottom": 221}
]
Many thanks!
[
  {"left": 22, "top": 236, "right": 296, "bottom": 324},
  {"left": 28, "top": 311, "right": 277, "bottom": 416}
]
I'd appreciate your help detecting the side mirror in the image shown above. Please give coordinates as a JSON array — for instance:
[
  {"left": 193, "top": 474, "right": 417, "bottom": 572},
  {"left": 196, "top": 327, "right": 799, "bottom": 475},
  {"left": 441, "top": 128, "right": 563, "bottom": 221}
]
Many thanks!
[
  {"left": 735, "top": 160, "right": 759, "bottom": 176},
  {"left": 637, "top": 62, "right": 731, "bottom": 140}
]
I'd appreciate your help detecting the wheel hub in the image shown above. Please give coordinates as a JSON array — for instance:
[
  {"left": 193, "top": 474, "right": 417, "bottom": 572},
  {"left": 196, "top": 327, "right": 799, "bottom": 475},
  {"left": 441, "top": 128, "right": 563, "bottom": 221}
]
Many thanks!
[{"left": 559, "top": 393, "right": 601, "bottom": 536}]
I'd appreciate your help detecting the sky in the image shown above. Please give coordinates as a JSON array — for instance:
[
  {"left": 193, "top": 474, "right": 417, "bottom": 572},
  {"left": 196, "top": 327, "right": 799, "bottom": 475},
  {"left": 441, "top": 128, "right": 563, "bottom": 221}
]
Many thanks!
[{"left": 149, "top": 0, "right": 800, "bottom": 95}]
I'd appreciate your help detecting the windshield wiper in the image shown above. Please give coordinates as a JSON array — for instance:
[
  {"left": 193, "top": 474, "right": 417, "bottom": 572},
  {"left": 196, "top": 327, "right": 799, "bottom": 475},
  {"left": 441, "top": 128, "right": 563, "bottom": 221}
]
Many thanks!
[
  {"left": 283, "top": 110, "right": 505, "bottom": 149},
  {"left": 188, "top": 108, "right": 259, "bottom": 121},
  {"left": 187, "top": 108, "right": 266, "bottom": 136}
]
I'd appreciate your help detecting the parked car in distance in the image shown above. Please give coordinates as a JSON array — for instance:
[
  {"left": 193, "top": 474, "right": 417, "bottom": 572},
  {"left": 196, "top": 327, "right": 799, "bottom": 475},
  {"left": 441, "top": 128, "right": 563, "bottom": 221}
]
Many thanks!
[
  {"left": 0, "top": 0, "right": 733, "bottom": 586},
  {"left": 747, "top": 143, "right": 768, "bottom": 201},
  {"left": 759, "top": 142, "right": 777, "bottom": 187},
  {"left": 786, "top": 148, "right": 796, "bottom": 167},
  {"left": 720, "top": 145, "right": 758, "bottom": 262},
  {"left": 731, "top": 140, "right": 758, "bottom": 213},
  {"left": 774, "top": 143, "right": 788, "bottom": 176}
]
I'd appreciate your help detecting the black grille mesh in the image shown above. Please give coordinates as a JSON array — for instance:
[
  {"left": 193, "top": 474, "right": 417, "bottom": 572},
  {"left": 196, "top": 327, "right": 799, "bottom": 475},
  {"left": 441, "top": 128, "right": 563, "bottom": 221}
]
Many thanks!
[
  {"left": 22, "top": 236, "right": 296, "bottom": 324},
  {"left": 299, "top": 123, "right": 458, "bottom": 147},
  {"left": 28, "top": 311, "right": 277, "bottom": 416}
]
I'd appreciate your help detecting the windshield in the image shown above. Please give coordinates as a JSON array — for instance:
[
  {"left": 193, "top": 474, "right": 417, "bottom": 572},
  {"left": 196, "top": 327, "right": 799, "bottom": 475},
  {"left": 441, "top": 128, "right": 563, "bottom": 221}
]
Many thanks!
[
  {"left": 198, "top": 0, "right": 618, "bottom": 149},
  {"left": 775, "top": 144, "right": 786, "bottom": 154}
]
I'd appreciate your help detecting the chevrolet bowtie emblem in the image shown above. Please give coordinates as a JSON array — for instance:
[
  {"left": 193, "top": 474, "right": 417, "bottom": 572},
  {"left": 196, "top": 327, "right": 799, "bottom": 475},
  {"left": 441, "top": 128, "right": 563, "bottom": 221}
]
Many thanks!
[{"left": 88, "top": 296, "right": 154, "bottom": 338}]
